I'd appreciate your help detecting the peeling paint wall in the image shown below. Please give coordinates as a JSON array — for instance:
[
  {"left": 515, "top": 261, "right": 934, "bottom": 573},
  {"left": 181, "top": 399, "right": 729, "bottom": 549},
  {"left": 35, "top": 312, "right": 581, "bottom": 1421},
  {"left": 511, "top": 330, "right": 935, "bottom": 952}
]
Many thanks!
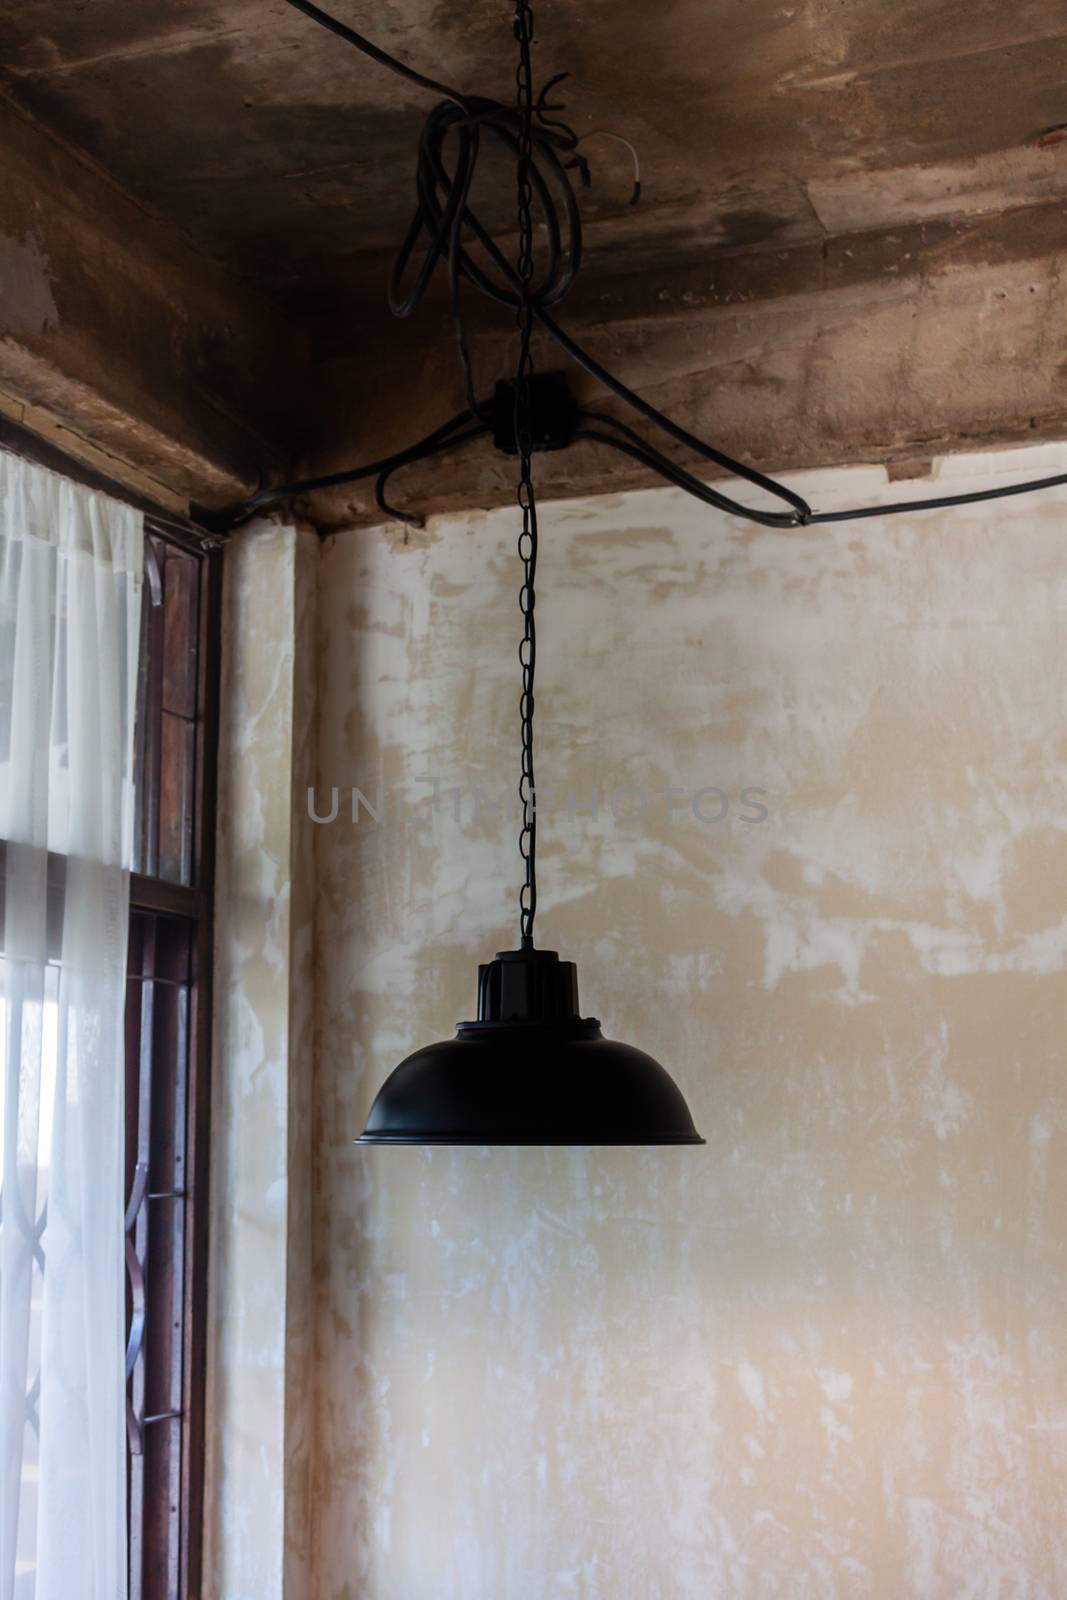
[
  {"left": 311, "top": 443, "right": 1067, "bottom": 1599},
  {"left": 206, "top": 516, "right": 317, "bottom": 1600}
]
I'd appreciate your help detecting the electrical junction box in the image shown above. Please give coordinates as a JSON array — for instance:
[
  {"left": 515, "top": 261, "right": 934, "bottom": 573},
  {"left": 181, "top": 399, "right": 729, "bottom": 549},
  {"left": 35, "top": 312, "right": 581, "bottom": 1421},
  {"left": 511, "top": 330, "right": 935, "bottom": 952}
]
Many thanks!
[{"left": 491, "top": 372, "right": 578, "bottom": 455}]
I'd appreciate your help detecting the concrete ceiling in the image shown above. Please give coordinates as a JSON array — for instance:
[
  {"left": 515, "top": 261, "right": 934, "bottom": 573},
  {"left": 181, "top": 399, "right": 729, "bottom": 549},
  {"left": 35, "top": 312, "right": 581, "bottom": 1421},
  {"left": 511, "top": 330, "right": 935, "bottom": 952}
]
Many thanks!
[
  {"left": 2, "top": 0, "right": 1067, "bottom": 525},
  {"left": 3, "top": 0, "right": 1067, "bottom": 302}
]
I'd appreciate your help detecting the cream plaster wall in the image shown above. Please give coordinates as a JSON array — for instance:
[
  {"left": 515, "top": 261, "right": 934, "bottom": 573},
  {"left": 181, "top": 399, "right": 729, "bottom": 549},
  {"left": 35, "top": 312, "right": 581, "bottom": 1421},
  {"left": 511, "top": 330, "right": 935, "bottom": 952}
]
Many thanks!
[
  {"left": 307, "top": 442, "right": 1067, "bottom": 1600},
  {"left": 205, "top": 517, "right": 317, "bottom": 1600}
]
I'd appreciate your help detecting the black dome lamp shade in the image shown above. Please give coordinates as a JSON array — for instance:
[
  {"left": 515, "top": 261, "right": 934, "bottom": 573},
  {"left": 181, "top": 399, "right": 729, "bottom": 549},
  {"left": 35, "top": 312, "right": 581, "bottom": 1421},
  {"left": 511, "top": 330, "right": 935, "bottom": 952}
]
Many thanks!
[
  {"left": 358, "top": 948, "right": 704, "bottom": 1145},
  {"left": 356, "top": 0, "right": 702, "bottom": 1150}
]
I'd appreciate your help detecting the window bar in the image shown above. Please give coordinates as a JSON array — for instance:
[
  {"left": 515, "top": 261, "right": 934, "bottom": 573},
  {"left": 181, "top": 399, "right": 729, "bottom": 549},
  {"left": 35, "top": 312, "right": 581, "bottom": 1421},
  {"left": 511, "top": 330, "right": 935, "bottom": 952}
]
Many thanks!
[
  {"left": 125, "top": 913, "right": 157, "bottom": 1600},
  {"left": 162, "top": 546, "right": 200, "bottom": 888},
  {"left": 180, "top": 541, "right": 222, "bottom": 1600},
  {"left": 156, "top": 970, "right": 189, "bottom": 1599},
  {"left": 137, "top": 542, "right": 166, "bottom": 878}
]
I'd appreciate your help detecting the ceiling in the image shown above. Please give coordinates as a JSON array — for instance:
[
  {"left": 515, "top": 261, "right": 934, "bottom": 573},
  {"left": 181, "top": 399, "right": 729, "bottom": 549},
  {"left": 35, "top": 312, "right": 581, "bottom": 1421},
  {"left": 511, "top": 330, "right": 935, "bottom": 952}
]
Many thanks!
[
  {"left": 3, "top": 0, "right": 1067, "bottom": 313},
  {"left": 4, "top": 0, "right": 1067, "bottom": 529}
]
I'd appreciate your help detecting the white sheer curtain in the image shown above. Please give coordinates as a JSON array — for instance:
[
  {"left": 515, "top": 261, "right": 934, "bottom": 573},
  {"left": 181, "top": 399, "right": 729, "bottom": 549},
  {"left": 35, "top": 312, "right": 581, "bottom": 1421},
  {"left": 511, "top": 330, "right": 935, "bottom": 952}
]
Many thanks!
[{"left": 0, "top": 452, "right": 142, "bottom": 1600}]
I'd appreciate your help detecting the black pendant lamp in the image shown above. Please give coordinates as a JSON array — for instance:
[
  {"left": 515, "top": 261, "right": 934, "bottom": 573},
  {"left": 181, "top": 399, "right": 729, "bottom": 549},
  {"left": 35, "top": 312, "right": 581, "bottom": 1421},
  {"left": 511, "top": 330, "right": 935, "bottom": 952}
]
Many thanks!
[
  {"left": 357, "top": 1, "right": 702, "bottom": 1148},
  {"left": 359, "top": 947, "right": 703, "bottom": 1145}
]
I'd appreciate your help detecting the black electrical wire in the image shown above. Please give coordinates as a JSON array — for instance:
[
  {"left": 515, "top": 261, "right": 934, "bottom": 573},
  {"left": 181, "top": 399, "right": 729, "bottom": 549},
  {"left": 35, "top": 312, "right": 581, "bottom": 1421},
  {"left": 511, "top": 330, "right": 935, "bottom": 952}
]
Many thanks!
[
  {"left": 200, "top": 0, "right": 1067, "bottom": 537},
  {"left": 373, "top": 422, "right": 489, "bottom": 527},
  {"left": 573, "top": 424, "right": 800, "bottom": 529},
  {"left": 284, "top": 0, "right": 469, "bottom": 106},
  {"left": 195, "top": 408, "right": 484, "bottom": 532},
  {"left": 576, "top": 410, "right": 1067, "bottom": 528},
  {"left": 547, "top": 318, "right": 810, "bottom": 524},
  {"left": 386, "top": 90, "right": 583, "bottom": 422},
  {"left": 803, "top": 470, "right": 1067, "bottom": 525}
]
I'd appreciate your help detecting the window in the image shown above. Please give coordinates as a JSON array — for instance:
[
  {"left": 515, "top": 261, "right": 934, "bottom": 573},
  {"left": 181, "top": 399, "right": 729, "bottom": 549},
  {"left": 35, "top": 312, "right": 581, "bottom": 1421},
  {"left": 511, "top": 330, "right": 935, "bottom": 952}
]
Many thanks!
[
  {"left": 0, "top": 434, "right": 221, "bottom": 1598},
  {"left": 124, "top": 528, "right": 221, "bottom": 1600}
]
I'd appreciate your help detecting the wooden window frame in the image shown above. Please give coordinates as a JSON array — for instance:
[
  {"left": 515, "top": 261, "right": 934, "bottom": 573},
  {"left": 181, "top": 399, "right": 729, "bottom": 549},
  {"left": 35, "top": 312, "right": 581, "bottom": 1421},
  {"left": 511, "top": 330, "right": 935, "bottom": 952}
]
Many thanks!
[{"left": 126, "top": 525, "right": 221, "bottom": 1600}]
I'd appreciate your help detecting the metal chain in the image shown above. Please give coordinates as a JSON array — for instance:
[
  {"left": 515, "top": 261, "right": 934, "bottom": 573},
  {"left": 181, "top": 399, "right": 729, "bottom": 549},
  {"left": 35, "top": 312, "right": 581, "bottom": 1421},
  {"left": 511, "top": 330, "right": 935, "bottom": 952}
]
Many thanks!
[{"left": 514, "top": 0, "right": 539, "bottom": 949}]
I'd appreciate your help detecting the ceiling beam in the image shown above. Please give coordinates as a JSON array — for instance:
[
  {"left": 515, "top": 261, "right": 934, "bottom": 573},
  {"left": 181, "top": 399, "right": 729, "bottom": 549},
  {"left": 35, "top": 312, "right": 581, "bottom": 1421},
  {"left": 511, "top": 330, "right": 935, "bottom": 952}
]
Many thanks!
[
  {"left": 293, "top": 199, "right": 1067, "bottom": 530},
  {"left": 0, "top": 91, "right": 308, "bottom": 509}
]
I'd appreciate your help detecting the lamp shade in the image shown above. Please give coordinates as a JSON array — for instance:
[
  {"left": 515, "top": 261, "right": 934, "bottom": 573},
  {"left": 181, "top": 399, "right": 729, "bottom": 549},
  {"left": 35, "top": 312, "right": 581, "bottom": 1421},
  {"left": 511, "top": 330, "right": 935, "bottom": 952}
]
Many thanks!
[{"left": 357, "top": 948, "right": 704, "bottom": 1146}]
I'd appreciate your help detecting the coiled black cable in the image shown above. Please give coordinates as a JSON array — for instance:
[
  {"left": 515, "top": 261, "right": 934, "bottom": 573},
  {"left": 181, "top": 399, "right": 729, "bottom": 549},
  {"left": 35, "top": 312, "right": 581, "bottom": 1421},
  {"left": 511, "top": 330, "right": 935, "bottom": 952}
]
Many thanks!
[{"left": 198, "top": 0, "right": 1067, "bottom": 535}]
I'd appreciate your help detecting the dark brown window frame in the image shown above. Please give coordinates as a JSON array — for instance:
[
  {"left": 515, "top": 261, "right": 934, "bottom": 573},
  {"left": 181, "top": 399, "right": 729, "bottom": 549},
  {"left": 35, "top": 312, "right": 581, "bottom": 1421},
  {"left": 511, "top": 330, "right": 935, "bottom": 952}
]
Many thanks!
[
  {"left": 0, "top": 420, "right": 223, "bottom": 1600},
  {"left": 125, "top": 524, "right": 221, "bottom": 1600}
]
